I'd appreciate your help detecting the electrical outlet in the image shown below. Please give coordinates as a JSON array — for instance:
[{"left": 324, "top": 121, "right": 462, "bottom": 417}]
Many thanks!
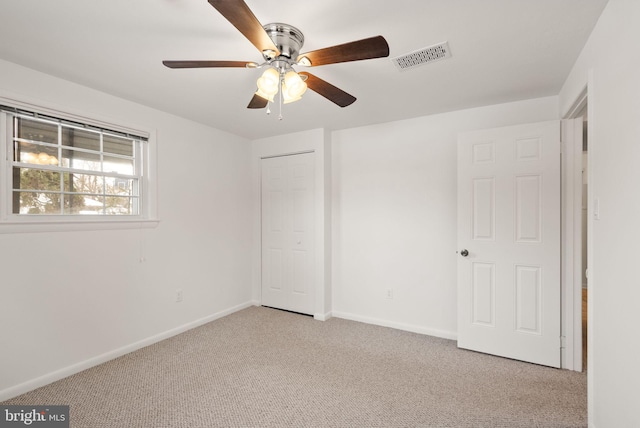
[
  {"left": 386, "top": 289, "right": 393, "bottom": 299},
  {"left": 176, "top": 289, "right": 183, "bottom": 303}
]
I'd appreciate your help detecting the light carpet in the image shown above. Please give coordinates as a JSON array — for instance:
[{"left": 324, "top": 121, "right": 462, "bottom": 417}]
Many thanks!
[{"left": 3, "top": 306, "right": 587, "bottom": 427}]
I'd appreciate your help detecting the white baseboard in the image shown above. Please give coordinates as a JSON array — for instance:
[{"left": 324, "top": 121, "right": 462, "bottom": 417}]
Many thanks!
[
  {"left": 0, "top": 301, "right": 255, "bottom": 402},
  {"left": 314, "top": 311, "right": 332, "bottom": 321},
  {"left": 332, "top": 311, "right": 457, "bottom": 341}
]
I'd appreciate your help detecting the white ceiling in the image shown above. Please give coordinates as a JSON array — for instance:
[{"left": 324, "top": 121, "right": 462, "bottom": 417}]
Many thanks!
[{"left": 0, "top": 0, "right": 608, "bottom": 140}]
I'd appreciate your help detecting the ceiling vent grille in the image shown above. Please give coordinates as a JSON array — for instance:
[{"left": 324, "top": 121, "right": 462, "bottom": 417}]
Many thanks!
[{"left": 391, "top": 42, "right": 451, "bottom": 71}]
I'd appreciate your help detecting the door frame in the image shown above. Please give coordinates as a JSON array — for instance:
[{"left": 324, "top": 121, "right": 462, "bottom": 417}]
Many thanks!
[
  {"left": 251, "top": 129, "right": 332, "bottom": 320},
  {"left": 561, "top": 85, "right": 588, "bottom": 372}
]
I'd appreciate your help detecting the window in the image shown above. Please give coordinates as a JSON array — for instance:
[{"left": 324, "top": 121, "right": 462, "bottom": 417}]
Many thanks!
[{"left": 1, "top": 102, "right": 157, "bottom": 231}]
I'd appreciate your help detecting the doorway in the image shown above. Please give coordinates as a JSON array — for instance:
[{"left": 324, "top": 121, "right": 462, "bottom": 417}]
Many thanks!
[
  {"left": 578, "top": 110, "right": 588, "bottom": 370},
  {"left": 457, "top": 117, "right": 587, "bottom": 370},
  {"left": 563, "top": 89, "right": 588, "bottom": 372}
]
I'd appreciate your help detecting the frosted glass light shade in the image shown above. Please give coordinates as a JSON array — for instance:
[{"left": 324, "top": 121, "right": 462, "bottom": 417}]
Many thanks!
[
  {"left": 254, "top": 88, "right": 275, "bottom": 102},
  {"left": 283, "top": 95, "right": 303, "bottom": 104},
  {"left": 282, "top": 70, "right": 307, "bottom": 103},
  {"left": 256, "top": 67, "right": 280, "bottom": 96}
]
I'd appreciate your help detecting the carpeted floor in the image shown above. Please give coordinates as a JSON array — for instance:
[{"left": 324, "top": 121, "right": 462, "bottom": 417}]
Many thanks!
[{"left": 3, "top": 306, "right": 587, "bottom": 427}]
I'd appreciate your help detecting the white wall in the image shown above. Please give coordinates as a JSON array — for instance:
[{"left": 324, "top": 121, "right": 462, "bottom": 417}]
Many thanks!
[
  {"left": 0, "top": 60, "right": 253, "bottom": 400},
  {"left": 559, "top": 0, "right": 640, "bottom": 426},
  {"left": 331, "top": 97, "right": 559, "bottom": 338}
]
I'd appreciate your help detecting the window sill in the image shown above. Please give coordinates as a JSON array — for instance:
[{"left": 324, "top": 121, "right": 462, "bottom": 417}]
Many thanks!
[{"left": 0, "top": 217, "right": 160, "bottom": 234}]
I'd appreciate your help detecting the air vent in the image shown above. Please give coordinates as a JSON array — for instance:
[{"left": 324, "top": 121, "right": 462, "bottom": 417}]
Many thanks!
[{"left": 392, "top": 42, "right": 451, "bottom": 71}]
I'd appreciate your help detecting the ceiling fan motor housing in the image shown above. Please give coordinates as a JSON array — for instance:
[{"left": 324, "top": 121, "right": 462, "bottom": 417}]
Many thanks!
[{"left": 263, "top": 23, "right": 304, "bottom": 61}]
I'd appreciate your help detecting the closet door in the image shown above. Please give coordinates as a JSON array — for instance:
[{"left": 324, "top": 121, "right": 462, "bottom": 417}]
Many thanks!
[{"left": 261, "top": 153, "right": 315, "bottom": 315}]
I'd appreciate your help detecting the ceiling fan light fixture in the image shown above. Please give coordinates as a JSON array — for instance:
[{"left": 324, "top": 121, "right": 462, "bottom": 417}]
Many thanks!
[
  {"left": 283, "top": 95, "right": 303, "bottom": 104},
  {"left": 282, "top": 70, "right": 307, "bottom": 101},
  {"left": 254, "top": 88, "right": 274, "bottom": 103},
  {"left": 256, "top": 67, "right": 280, "bottom": 96}
]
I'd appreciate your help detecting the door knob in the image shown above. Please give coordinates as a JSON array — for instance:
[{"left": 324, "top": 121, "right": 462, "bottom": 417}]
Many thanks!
[{"left": 460, "top": 249, "right": 469, "bottom": 257}]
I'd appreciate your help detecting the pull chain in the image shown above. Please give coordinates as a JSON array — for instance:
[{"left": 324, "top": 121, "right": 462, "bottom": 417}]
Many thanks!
[{"left": 278, "top": 75, "right": 284, "bottom": 121}]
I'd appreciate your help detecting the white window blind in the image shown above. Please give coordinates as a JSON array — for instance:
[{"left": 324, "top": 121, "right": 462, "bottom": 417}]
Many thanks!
[{"left": 1, "top": 104, "right": 150, "bottom": 219}]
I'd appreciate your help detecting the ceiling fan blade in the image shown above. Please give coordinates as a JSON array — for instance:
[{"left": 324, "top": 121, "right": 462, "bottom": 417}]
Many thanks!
[
  {"left": 297, "top": 36, "right": 389, "bottom": 67},
  {"left": 163, "top": 60, "right": 254, "bottom": 68},
  {"left": 299, "top": 72, "right": 356, "bottom": 107},
  {"left": 247, "top": 93, "right": 269, "bottom": 109},
  {"left": 207, "top": 0, "right": 279, "bottom": 56}
]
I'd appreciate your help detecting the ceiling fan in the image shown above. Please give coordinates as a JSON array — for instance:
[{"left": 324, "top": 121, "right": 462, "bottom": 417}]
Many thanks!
[{"left": 163, "top": 0, "right": 390, "bottom": 111}]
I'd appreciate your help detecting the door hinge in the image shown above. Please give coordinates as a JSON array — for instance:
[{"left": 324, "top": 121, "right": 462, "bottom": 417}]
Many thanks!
[{"left": 560, "top": 336, "right": 567, "bottom": 349}]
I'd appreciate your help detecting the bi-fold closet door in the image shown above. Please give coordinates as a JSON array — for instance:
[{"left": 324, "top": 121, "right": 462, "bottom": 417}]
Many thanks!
[{"left": 261, "top": 153, "right": 315, "bottom": 315}]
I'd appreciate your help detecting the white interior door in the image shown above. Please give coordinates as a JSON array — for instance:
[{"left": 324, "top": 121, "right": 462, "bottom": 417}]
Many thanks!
[
  {"left": 457, "top": 120, "right": 561, "bottom": 368},
  {"left": 261, "top": 153, "right": 315, "bottom": 315}
]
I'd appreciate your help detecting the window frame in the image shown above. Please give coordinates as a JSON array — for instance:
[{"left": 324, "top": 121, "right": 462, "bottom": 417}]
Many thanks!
[{"left": 0, "top": 98, "right": 159, "bottom": 233}]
